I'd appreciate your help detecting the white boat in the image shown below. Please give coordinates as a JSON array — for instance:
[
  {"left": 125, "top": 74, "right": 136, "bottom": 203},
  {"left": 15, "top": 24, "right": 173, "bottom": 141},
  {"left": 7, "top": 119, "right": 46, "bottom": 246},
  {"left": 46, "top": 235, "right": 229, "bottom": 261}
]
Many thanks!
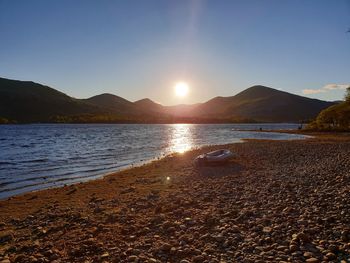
[{"left": 194, "top": 149, "right": 235, "bottom": 166}]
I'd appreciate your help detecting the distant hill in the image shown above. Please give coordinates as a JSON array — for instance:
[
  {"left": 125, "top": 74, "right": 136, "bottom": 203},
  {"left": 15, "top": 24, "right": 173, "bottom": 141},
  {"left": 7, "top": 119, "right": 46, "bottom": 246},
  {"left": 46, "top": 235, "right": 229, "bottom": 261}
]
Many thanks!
[
  {"left": 84, "top": 94, "right": 150, "bottom": 117},
  {"left": 134, "top": 99, "right": 199, "bottom": 117},
  {"left": 187, "top": 85, "right": 335, "bottom": 122},
  {"left": 0, "top": 77, "right": 335, "bottom": 123},
  {"left": 0, "top": 77, "right": 101, "bottom": 122},
  {"left": 137, "top": 85, "right": 335, "bottom": 122},
  {"left": 134, "top": 98, "right": 165, "bottom": 114}
]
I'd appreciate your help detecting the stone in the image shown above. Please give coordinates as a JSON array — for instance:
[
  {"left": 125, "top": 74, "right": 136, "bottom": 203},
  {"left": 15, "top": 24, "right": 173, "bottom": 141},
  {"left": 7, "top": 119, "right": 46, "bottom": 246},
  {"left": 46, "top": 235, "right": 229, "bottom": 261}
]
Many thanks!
[
  {"left": 296, "top": 232, "right": 310, "bottom": 243},
  {"left": 128, "top": 255, "right": 139, "bottom": 262},
  {"left": 0, "top": 234, "right": 13, "bottom": 244},
  {"left": 262, "top": 227, "right": 272, "bottom": 233},
  {"left": 325, "top": 252, "right": 336, "bottom": 260},
  {"left": 193, "top": 255, "right": 205, "bottom": 262},
  {"left": 289, "top": 244, "right": 298, "bottom": 252},
  {"left": 305, "top": 258, "right": 319, "bottom": 263},
  {"left": 303, "top": 252, "right": 313, "bottom": 258},
  {"left": 101, "top": 252, "right": 109, "bottom": 258}
]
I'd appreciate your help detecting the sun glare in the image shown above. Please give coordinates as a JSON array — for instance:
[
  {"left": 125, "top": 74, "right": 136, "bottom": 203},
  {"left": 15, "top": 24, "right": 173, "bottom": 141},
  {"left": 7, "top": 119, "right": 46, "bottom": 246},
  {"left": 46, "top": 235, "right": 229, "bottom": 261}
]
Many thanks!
[{"left": 175, "top": 82, "right": 189, "bottom": 97}]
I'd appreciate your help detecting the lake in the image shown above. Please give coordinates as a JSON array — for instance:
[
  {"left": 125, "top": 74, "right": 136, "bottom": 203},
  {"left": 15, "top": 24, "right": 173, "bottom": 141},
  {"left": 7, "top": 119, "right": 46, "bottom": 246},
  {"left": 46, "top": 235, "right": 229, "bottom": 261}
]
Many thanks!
[{"left": 0, "top": 123, "right": 307, "bottom": 199}]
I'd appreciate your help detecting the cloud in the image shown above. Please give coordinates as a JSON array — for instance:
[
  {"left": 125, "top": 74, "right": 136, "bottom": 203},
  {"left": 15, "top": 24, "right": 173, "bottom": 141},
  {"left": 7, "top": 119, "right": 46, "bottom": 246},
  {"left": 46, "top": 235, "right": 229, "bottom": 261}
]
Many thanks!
[
  {"left": 302, "top": 89, "right": 327, "bottom": 95},
  {"left": 323, "top": 84, "right": 350, "bottom": 90},
  {"left": 302, "top": 83, "right": 350, "bottom": 95}
]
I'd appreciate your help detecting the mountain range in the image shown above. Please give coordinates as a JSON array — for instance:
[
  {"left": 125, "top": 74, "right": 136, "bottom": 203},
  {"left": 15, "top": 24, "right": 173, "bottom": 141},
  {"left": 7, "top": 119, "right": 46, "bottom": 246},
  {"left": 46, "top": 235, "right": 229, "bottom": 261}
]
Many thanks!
[{"left": 0, "top": 77, "right": 336, "bottom": 123}]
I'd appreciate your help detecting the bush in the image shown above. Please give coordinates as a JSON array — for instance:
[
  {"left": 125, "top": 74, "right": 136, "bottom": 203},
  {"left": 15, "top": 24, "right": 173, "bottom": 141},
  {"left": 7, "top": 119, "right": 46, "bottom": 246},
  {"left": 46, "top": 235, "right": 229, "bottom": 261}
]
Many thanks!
[{"left": 0, "top": 117, "right": 9, "bottom": 124}]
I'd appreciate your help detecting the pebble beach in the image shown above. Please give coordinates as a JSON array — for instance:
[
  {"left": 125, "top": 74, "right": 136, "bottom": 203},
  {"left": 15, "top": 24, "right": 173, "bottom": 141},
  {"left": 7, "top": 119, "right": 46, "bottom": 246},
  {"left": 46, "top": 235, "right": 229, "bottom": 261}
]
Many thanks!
[{"left": 0, "top": 133, "right": 349, "bottom": 263}]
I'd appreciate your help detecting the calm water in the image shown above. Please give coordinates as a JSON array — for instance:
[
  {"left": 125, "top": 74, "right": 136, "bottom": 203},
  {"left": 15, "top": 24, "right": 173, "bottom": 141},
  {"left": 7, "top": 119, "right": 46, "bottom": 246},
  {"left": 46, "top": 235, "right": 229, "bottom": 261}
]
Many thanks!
[{"left": 0, "top": 123, "right": 307, "bottom": 199}]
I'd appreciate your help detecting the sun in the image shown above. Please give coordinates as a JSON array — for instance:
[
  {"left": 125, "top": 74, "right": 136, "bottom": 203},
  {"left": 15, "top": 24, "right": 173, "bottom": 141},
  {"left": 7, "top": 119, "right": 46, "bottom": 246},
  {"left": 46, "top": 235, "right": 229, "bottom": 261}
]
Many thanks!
[{"left": 175, "top": 82, "right": 189, "bottom": 97}]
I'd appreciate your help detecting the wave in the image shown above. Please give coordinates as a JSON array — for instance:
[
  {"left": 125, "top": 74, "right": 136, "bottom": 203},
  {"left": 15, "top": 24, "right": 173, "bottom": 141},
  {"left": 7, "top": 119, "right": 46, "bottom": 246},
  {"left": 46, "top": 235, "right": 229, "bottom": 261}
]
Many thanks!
[
  {"left": 22, "top": 158, "right": 49, "bottom": 164},
  {"left": 0, "top": 162, "right": 128, "bottom": 192}
]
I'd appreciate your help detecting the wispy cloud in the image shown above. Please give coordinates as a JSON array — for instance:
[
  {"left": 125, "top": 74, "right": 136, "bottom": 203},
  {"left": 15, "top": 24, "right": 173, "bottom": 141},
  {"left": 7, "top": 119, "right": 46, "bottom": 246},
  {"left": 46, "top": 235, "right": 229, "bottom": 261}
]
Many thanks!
[
  {"left": 323, "top": 84, "right": 349, "bottom": 90},
  {"left": 302, "top": 89, "right": 327, "bottom": 95},
  {"left": 302, "top": 83, "right": 350, "bottom": 95}
]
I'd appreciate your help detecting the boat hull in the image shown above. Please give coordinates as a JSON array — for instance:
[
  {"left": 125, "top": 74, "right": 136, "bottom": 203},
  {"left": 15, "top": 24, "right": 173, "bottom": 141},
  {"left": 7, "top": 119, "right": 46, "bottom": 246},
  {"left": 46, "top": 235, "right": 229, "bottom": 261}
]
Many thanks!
[{"left": 194, "top": 149, "right": 234, "bottom": 167}]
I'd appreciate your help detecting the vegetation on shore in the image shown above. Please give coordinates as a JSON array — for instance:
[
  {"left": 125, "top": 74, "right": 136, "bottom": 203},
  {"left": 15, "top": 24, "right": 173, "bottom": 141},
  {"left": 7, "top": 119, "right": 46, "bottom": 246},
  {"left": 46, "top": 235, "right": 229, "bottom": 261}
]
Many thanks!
[
  {"left": 0, "top": 117, "right": 10, "bottom": 124},
  {"left": 307, "top": 87, "right": 350, "bottom": 131}
]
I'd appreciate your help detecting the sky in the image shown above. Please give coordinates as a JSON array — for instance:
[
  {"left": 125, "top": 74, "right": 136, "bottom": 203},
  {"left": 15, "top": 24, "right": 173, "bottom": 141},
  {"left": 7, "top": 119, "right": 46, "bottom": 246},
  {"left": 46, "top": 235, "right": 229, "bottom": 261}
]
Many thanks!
[{"left": 0, "top": 0, "right": 349, "bottom": 105}]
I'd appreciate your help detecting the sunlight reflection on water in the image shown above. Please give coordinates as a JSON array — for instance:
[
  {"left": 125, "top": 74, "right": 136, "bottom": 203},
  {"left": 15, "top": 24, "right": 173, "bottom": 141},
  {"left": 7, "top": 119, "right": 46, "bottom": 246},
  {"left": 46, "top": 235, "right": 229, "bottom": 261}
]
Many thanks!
[{"left": 168, "top": 124, "right": 194, "bottom": 153}]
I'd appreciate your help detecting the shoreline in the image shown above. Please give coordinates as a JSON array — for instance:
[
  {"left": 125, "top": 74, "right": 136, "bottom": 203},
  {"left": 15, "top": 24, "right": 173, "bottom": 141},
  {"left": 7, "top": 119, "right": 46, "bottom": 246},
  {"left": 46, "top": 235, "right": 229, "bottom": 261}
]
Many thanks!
[
  {"left": 0, "top": 128, "right": 306, "bottom": 201},
  {"left": 0, "top": 133, "right": 349, "bottom": 262}
]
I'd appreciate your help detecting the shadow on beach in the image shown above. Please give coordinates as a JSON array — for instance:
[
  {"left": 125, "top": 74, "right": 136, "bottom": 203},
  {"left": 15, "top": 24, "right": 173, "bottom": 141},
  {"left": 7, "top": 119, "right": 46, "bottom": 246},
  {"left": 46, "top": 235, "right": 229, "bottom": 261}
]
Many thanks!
[{"left": 196, "top": 161, "right": 243, "bottom": 177}]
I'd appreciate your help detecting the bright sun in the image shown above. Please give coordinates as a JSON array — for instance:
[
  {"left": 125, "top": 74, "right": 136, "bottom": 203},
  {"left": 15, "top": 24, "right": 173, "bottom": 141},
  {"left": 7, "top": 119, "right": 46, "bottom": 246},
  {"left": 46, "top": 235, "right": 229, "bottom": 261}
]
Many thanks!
[{"left": 175, "top": 82, "right": 189, "bottom": 97}]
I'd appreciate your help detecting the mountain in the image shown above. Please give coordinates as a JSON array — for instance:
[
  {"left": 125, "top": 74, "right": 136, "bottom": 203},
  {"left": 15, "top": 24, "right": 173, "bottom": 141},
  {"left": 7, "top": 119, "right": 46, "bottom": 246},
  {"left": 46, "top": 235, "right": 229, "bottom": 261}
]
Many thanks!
[
  {"left": 187, "top": 85, "right": 335, "bottom": 122},
  {"left": 0, "top": 77, "right": 101, "bottom": 122},
  {"left": 134, "top": 99, "right": 199, "bottom": 117},
  {"left": 134, "top": 98, "right": 165, "bottom": 113},
  {"left": 0, "top": 77, "right": 335, "bottom": 123},
  {"left": 136, "top": 85, "right": 335, "bottom": 122},
  {"left": 85, "top": 94, "right": 150, "bottom": 117}
]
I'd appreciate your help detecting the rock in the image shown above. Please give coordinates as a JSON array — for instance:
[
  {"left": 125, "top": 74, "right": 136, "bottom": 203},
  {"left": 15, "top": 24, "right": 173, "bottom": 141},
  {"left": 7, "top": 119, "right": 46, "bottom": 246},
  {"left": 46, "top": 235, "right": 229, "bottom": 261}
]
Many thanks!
[
  {"left": 328, "top": 244, "right": 337, "bottom": 252},
  {"left": 262, "top": 227, "right": 272, "bottom": 233},
  {"left": 101, "top": 252, "right": 109, "bottom": 258},
  {"left": 305, "top": 258, "right": 320, "bottom": 263},
  {"left": 289, "top": 244, "right": 298, "bottom": 252},
  {"left": 193, "top": 255, "right": 205, "bottom": 262},
  {"left": 128, "top": 255, "right": 139, "bottom": 262},
  {"left": 303, "top": 251, "right": 313, "bottom": 258},
  {"left": 170, "top": 247, "right": 177, "bottom": 254},
  {"left": 341, "top": 230, "right": 349, "bottom": 242},
  {"left": 160, "top": 242, "right": 172, "bottom": 251},
  {"left": 14, "top": 254, "right": 27, "bottom": 262},
  {"left": 325, "top": 252, "right": 336, "bottom": 260},
  {"left": 296, "top": 232, "right": 311, "bottom": 243},
  {"left": 0, "top": 234, "right": 13, "bottom": 244},
  {"left": 179, "top": 224, "right": 187, "bottom": 230}
]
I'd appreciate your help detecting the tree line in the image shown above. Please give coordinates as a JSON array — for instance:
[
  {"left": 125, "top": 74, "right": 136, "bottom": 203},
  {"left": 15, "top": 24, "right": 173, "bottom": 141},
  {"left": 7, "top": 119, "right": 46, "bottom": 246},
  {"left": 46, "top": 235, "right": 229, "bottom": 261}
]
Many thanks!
[{"left": 307, "top": 87, "right": 350, "bottom": 131}]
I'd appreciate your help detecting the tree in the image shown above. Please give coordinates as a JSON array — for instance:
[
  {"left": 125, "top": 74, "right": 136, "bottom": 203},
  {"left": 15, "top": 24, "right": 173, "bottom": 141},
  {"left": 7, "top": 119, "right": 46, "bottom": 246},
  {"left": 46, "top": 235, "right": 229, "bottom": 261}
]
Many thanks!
[{"left": 345, "top": 87, "right": 350, "bottom": 103}]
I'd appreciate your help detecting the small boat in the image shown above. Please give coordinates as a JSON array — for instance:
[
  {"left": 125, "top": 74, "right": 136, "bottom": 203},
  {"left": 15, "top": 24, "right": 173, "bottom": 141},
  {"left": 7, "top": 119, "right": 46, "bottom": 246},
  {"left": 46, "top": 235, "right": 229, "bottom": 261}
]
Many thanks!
[{"left": 194, "top": 149, "right": 235, "bottom": 167}]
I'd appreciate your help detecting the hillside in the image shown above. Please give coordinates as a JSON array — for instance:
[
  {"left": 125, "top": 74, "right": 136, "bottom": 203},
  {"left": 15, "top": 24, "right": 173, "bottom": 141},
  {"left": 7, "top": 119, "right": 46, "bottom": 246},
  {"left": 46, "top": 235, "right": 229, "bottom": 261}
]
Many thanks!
[
  {"left": 136, "top": 86, "right": 335, "bottom": 122},
  {"left": 0, "top": 77, "right": 335, "bottom": 123},
  {"left": 0, "top": 77, "right": 102, "bottom": 122},
  {"left": 189, "top": 86, "right": 335, "bottom": 122},
  {"left": 134, "top": 98, "right": 165, "bottom": 113},
  {"left": 134, "top": 99, "right": 201, "bottom": 118},
  {"left": 85, "top": 94, "right": 150, "bottom": 117}
]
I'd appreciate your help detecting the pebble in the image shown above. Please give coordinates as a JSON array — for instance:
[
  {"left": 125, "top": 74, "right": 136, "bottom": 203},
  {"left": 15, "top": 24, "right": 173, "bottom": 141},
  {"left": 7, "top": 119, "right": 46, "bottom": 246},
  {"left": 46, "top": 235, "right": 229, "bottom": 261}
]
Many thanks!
[
  {"left": 1, "top": 139, "right": 350, "bottom": 263},
  {"left": 128, "top": 255, "right": 139, "bottom": 262},
  {"left": 306, "top": 258, "right": 320, "bottom": 263}
]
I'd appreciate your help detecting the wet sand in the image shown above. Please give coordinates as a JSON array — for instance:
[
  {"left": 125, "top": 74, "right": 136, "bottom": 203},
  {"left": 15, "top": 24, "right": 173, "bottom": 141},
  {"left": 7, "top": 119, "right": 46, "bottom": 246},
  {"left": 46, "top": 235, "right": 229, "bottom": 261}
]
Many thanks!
[{"left": 0, "top": 133, "right": 349, "bottom": 262}]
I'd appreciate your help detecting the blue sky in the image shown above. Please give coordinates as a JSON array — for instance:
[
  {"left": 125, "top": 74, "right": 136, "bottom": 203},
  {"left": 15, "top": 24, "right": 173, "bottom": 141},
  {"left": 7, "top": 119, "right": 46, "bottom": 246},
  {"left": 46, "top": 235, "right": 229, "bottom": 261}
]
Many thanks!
[{"left": 0, "top": 0, "right": 349, "bottom": 105}]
